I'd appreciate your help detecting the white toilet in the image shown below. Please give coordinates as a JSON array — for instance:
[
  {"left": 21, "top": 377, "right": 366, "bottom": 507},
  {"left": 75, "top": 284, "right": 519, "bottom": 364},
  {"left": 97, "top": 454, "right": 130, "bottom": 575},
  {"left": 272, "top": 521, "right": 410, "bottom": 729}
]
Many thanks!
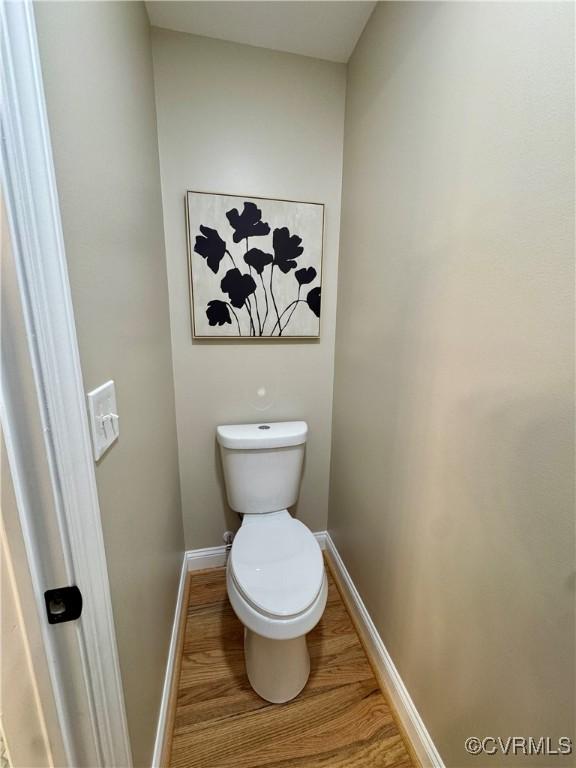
[{"left": 216, "top": 420, "right": 327, "bottom": 703}]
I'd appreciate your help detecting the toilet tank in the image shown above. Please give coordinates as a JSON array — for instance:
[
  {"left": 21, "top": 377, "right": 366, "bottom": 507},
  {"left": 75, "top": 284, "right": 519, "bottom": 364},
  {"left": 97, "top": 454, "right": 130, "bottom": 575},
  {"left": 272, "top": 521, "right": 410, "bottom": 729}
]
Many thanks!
[{"left": 216, "top": 421, "right": 307, "bottom": 514}]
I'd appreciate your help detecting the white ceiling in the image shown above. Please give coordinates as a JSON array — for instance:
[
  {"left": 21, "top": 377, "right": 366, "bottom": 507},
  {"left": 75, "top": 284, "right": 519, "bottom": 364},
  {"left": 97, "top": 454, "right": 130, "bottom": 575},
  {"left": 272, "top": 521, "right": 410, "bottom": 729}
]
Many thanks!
[{"left": 145, "top": 1, "right": 376, "bottom": 63}]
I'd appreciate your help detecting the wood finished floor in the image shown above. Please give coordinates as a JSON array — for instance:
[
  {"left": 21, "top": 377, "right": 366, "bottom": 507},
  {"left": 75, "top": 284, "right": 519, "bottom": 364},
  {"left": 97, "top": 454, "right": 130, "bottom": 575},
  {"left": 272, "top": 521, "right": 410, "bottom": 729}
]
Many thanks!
[{"left": 167, "top": 564, "right": 415, "bottom": 768}]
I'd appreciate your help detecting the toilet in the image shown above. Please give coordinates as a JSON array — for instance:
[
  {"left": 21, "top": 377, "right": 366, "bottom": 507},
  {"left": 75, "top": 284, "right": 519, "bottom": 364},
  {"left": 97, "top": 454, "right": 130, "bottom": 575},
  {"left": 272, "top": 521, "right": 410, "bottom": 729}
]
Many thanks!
[{"left": 216, "top": 420, "right": 327, "bottom": 703}]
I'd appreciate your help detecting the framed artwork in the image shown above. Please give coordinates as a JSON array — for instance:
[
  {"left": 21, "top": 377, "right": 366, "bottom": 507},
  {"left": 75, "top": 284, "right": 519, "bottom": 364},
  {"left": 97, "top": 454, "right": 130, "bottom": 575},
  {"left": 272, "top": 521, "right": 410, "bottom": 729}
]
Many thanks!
[{"left": 186, "top": 190, "right": 324, "bottom": 338}]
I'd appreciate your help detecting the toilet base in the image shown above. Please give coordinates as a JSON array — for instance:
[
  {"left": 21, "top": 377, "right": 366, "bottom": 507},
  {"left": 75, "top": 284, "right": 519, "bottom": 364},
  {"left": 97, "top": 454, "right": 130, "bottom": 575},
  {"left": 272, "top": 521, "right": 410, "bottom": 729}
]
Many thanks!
[{"left": 244, "top": 628, "right": 310, "bottom": 703}]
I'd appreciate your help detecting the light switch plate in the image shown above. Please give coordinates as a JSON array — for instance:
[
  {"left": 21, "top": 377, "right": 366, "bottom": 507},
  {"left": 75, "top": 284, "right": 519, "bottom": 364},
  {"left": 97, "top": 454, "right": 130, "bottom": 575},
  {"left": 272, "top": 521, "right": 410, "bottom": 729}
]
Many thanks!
[{"left": 86, "top": 380, "right": 119, "bottom": 460}]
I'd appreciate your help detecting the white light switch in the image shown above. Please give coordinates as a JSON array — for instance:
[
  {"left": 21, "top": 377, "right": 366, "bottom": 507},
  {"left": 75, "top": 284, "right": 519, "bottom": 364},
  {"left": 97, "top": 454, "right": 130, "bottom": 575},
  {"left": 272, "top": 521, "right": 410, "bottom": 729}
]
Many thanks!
[{"left": 86, "top": 380, "right": 119, "bottom": 460}]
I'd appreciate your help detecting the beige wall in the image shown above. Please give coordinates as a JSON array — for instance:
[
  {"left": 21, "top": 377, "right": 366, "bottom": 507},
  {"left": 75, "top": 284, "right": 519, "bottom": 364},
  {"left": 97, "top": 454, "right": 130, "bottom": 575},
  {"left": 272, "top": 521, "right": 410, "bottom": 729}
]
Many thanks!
[
  {"left": 151, "top": 29, "right": 346, "bottom": 548},
  {"left": 34, "top": 4, "right": 184, "bottom": 765},
  {"left": 330, "top": 3, "right": 575, "bottom": 766}
]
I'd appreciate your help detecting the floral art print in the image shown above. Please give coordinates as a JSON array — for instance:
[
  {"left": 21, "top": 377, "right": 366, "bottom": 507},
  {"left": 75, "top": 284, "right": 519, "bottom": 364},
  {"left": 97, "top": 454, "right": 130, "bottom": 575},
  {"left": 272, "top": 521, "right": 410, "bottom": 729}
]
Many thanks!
[{"left": 186, "top": 191, "right": 324, "bottom": 338}]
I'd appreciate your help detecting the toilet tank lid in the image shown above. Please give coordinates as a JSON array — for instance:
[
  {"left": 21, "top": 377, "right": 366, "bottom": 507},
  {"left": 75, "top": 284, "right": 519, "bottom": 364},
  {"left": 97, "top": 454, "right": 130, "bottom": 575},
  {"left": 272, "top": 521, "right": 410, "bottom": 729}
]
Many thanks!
[{"left": 216, "top": 421, "right": 308, "bottom": 450}]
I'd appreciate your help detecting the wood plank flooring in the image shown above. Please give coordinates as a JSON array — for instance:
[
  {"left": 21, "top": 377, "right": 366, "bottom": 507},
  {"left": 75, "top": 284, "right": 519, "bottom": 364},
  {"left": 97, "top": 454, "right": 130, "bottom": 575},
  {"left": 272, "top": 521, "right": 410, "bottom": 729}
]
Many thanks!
[{"left": 166, "top": 562, "right": 414, "bottom": 768}]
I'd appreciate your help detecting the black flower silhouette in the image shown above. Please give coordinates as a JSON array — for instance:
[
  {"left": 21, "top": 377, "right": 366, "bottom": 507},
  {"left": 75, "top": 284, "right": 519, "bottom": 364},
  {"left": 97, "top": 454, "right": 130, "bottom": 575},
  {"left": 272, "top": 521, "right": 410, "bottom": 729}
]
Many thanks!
[
  {"left": 221, "top": 268, "right": 257, "bottom": 308},
  {"left": 206, "top": 300, "right": 232, "bottom": 327},
  {"left": 306, "top": 287, "right": 321, "bottom": 318},
  {"left": 244, "top": 248, "right": 273, "bottom": 275},
  {"left": 194, "top": 226, "right": 226, "bottom": 274},
  {"left": 226, "top": 202, "right": 270, "bottom": 243},
  {"left": 273, "top": 227, "right": 303, "bottom": 273},
  {"left": 295, "top": 266, "right": 317, "bottom": 286}
]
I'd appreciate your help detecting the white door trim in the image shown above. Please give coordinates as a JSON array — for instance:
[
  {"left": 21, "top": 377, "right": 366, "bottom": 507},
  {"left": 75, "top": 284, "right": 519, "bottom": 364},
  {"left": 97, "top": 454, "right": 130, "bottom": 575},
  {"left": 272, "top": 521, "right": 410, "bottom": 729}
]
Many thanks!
[{"left": 0, "top": 2, "right": 132, "bottom": 765}]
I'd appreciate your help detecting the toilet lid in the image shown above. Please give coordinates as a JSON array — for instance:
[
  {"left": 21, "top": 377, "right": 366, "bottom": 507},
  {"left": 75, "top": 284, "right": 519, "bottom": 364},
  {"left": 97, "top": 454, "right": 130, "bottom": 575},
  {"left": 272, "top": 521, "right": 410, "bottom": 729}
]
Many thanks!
[{"left": 230, "top": 514, "right": 324, "bottom": 618}]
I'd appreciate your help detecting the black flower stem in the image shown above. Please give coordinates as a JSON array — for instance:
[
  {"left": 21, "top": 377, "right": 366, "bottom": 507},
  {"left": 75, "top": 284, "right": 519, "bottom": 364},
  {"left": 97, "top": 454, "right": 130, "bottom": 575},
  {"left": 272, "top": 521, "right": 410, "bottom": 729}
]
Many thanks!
[
  {"left": 269, "top": 265, "right": 281, "bottom": 333},
  {"left": 281, "top": 286, "right": 301, "bottom": 335},
  {"left": 245, "top": 239, "right": 262, "bottom": 335},
  {"left": 226, "top": 303, "right": 242, "bottom": 335},
  {"left": 259, "top": 273, "right": 269, "bottom": 333},
  {"left": 253, "top": 296, "right": 262, "bottom": 336},
  {"left": 246, "top": 295, "right": 261, "bottom": 336},
  {"left": 270, "top": 299, "right": 306, "bottom": 336},
  {"left": 225, "top": 249, "right": 237, "bottom": 269},
  {"left": 244, "top": 300, "right": 256, "bottom": 336}
]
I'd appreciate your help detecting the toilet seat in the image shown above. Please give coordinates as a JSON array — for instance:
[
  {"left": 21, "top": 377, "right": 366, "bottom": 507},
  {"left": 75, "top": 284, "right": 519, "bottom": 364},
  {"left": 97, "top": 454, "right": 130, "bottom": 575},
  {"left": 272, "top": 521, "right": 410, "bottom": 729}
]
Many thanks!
[{"left": 230, "top": 510, "right": 324, "bottom": 618}]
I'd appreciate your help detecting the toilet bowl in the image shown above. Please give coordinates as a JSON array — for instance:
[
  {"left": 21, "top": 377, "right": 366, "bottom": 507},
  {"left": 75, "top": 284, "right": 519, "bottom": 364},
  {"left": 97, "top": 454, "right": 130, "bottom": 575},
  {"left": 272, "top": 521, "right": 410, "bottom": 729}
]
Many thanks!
[
  {"left": 216, "top": 421, "right": 327, "bottom": 703},
  {"left": 227, "top": 510, "right": 327, "bottom": 702}
]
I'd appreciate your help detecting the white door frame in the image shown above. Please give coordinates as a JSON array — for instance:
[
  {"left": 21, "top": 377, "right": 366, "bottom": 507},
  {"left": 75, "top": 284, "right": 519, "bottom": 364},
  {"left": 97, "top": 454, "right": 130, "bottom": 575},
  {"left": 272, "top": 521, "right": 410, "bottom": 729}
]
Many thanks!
[{"left": 1, "top": 2, "right": 132, "bottom": 765}]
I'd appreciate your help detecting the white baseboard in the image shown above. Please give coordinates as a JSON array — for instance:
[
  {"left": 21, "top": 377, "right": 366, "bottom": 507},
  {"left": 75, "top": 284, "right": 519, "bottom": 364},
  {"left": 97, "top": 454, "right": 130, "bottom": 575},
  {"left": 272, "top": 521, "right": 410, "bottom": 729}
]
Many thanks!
[
  {"left": 185, "top": 544, "right": 228, "bottom": 571},
  {"left": 314, "top": 531, "right": 327, "bottom": 550},
  {"left": 184, "top": 531, "right": 327, "bottom": 572},
  {"left": 324, "top": 533, "right": 444, "bottom": 768},
  {"left": 151, "top": 554, "right": 188, "bottom": 768}
]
